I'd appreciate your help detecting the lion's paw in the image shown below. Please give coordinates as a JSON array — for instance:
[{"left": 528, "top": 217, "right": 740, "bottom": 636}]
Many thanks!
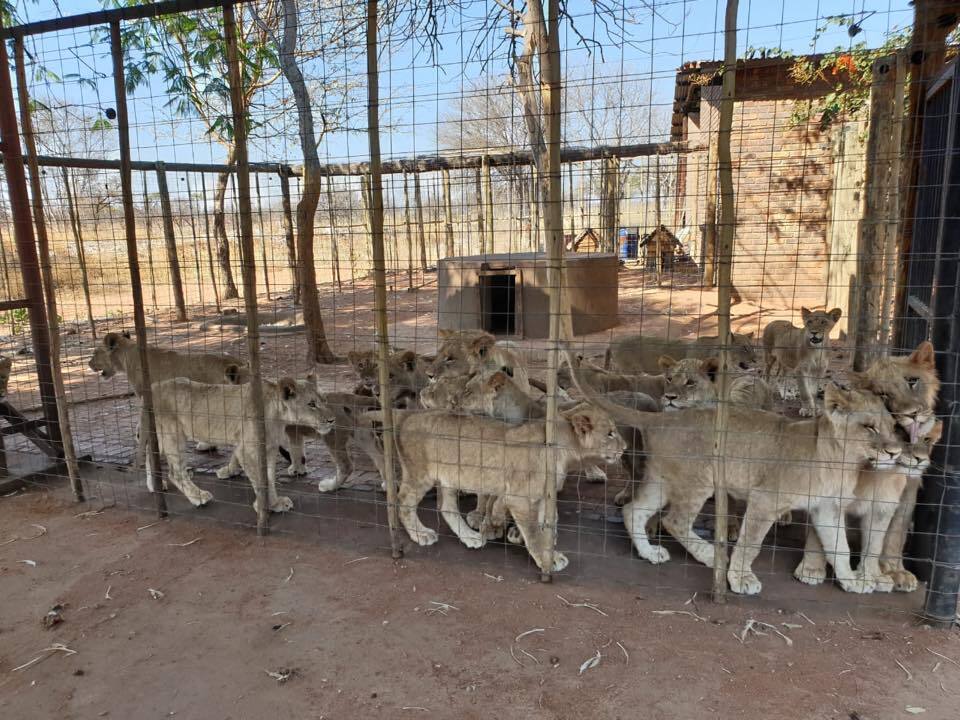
[
  {"left": 793, "top": 560, "right": 827, "bottom": 585},
  {"left": 550, "top": 552, "right": 569, "bottom": 572},
  {"left": 638, "top": 545, "right": 671, "bottom": 565},
  {"left": 268, "top": 496, "right": 294, "bottom": 513},
  {"left": 317, "top": 476, "right": 340, "bottom": 493},
  {"left": 465, "top": 509, "right": 483, "bottom": 531},
  {"left": 728, "top": 570, "right": 762, "bottom": 595},
  {"left": 837, "top": 572, "right": 875, "bottom": 594},
  {"left": 506, "top": 525, "right": 524, "bottom": 545},
  {"left": 888, "top": 569, "right": 919, "bottom": 593}
]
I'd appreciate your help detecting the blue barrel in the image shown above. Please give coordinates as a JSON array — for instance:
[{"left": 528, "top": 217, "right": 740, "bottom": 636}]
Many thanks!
[{"left": 620, "top": 238, "right": 638, "bottom": 259}]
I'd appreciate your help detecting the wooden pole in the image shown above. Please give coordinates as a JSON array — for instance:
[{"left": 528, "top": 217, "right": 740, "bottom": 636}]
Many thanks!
[
  {"left": 442, "top": 167, "right": 455, "bottom": 257},
  {"left": 199, "top": 171, "right": 222, "bottom": 311},
  {"left": 0, "top": 221, "right": 11, "bottom": 299},
  {"left": 154, "top": 162, "right": 188, "bottom": 321},
  {"left": 483, "top": 155, "right": 494, "bottom": 253},
  {"left": 109, "top": 21, "right": 166, "bottom": 518},
  {"left": 703, "top": 101, "right": 720, "bottom": 287},
  {"left": 880, "top": 52, "right": 907, "bottom": 353},
  {"left": 413, "top": 171, "right": 428, "bottom": 270},
  {"left": 141, "top": 172, "right": 159, "bottom": 311},
  {"left": 183, "top": 172, "right": 205, "bottom": 309},
  {"left": 325, "top": 175, "right": 343, "bottom": 292},
  {"left": 278, "top": 168, "right": 301, "bottom": 303},
  {"left": 710, "top": 0, "right": 738, "bottom": 603},
  {"left": 13, "top": 36, "right": 84, "bottom": 502},
  {"left": 853, "top": 56, "right": 899, "bottom": 371},
  {"left": 60, "top": 166, "right": 96, "bottom": 338},
  {"left": 254, "top": 172, "right": 271, "bottom": 301},
  {"left": 402, "top": 172, "right": 414, "bottom": 291},
  {"left": 224, "top": 2, "right": 272, "bottom": 534}
]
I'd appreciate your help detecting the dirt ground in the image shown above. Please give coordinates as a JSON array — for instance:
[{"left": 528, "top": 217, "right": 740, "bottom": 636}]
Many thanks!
[{"left": 1, "top": 485, "right": 958, "bottom": 720}]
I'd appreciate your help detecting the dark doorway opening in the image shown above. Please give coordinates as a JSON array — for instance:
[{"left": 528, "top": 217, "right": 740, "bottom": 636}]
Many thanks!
[{"left": 480, "top": 274, "right": 516, "bottom": 335}]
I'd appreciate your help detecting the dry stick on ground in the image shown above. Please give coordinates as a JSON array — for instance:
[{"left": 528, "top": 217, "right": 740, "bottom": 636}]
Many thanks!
[
  {"left": 366, "top": 0, "right": 401, "bottom": 558},
  {"left": 13, "top": 36, "right": 85, "bottom": 503},
  {"left": 60, "top": 166, "right": 96, "bottom": 338},
  {"left": 279, "top": 168, "right": 301, "bottom": 302},
  {"left": 224, "top": 2, "right": 272, "bottom": 534},
  {"left": 710, "top": 0, "right": 739, "bottom": 604},
  {"left": 109, "top": 20, "right": 166, "bottom": 519}
]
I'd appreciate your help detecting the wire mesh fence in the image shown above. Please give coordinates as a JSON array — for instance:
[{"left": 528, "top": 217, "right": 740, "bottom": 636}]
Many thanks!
[{"left": 0, "top": 0, "right": 957, "bottom": 622}]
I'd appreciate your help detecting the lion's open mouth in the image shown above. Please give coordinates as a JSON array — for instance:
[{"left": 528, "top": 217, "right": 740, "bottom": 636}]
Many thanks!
[{"left": 809, "top": 335, "right": 823, "bottom": 345}]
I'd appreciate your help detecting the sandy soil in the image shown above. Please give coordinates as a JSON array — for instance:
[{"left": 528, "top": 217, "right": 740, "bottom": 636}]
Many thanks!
[{"left": 1, "top": 486, "right": 958, "bottom": 720}]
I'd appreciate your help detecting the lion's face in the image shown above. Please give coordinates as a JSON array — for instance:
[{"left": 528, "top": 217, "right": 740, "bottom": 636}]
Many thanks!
[
  {"left": 824, "top": 385, "right": 902, "bottom": 469},
  {"left": 800, "top": 307, "right": 842, "bottom": 348},
  {"left": 427, "top": 330, "right": 498, "bottom": 381},
  {"left": 730, "top": 332, "right": 759, "bottom": 370},
  {"left": 88, "top": 332, "right": 131, "bottom": 378},
  {"left": 279, "top": 379, "right": 337, "bottom": 434},
  {"left": 659, "top": 356, "right": 717, "bottom": 411},
  {"left": 856, "top": 341, "right": 940, "bottom": 441},
  {"left": 347, "top": 350, "right": 379, "bottom": 389},
  {"left": 563, "top": 404, "right": 625, "bottom": 464},
  {"left": 420, "top": 373, "right": 469, "bottom": 410},
  {"left": 0, "top": 356, "right": 11, "bottom": 398},
  {"left": 897, "top": 418, "right": 942, "bottom": 476}
]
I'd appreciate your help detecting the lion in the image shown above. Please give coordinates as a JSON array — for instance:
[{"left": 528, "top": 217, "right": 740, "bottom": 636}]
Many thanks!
[
  {"left": 348, "top": 349, "right": 430, "bottom": 407},
  {"left": 762, "top": 307, "right": 842, "bottom": 416},
  {"left": 151, "top": 377, "right": 336, "bottom": 514},
  {"left": 606, "top": 332, "right": 757, "bottom": 375},
  {"left": 558, "top": 352, "right": 665, "bottom": 402},
  {"left": 658, "top": 355, "right": 775, "bottom": 411},
  {"left": 90, "top": 331, "right": 251, "bottom": 456},
  {"left": 795, "top": 417, "right": 942, "bottom": 593},
  {"left": 0, "top": 355, "right": 11, "bottom": 399},
  {"left": 393, "top": 403, "right": 626, "bottom": 572},
  {"left": 853, "top": 341, "right": 940, "bottom": 442},
  {"left": 573, "top": 371, "right": 902, "bottom": 595},
  {"left": 427, "top": 329, "right": 532, "bottom": 395}
]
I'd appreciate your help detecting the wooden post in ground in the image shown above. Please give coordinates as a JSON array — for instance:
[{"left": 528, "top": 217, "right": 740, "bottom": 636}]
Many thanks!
[
  {"left": 60, "top": 166, "right": 96, "bottom": 338},
  {"left": 710, "top": 0, "right": 739, "bottom": 604},
  {"left": 402, "top": 172, "right": 414, "bottom": 291},
  {"left": 483, "top": 155, "right": 494, "bottom": 253},
  {"left": 442, "top": 168, "right": 455, "bottom": 257},
  {"left": 879, "top": 52, "right": 907, "bottom": 353},
  {"left": 141, "top": 172, "right": 159, "bottom": 311},
  {"left": 278, "top": 168, "right": 301, "bottom": 302},
  {"left": 703, "top": 104, "right": 720, "bottom": 287},
  {"left": 853, "top": 55, "right": 899, "bottom": 371},
  {"left": 224, "top": 3, "right": 272, "bottom": 535},
  {"left": 154, "top": 162, "right": 188, "bottom": 321},
  {"left": 414, "top": 171, "right": 428, "bottom": 270},
  {"left": 325, "top": 175, "right": 343, "bottom": 291},
  {"left": 183, "top": 172, "right": 205, "bottom": 309},
  {"left": 199, "top": 171, "right": 222, "bottom": 311},
  {"left": 365, "top": 0, "right": 402, "bottom": 558},
  {"left": 253, "top": 173, "right": 271, "bottom": 301},
  {"left": 13, "top": 36, "right": 84, "bottom": 502},
  {"left": 475, "top": 166, "right": 486, "bottom": 254},
  {"left": 109, "top": 21, "right": 166, "bottom": 517}
]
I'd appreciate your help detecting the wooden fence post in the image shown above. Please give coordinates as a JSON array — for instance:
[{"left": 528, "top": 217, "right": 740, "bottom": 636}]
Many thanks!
[
  {"left": 183, "top": 172, "right": 205, "bottom": 308},
  {"left": 365, "top": 0, "right": 402, "bottom": 559},
  {"left": 60, "top": 166, "right": 96, "bottom": 338},
  {"left": 254, "top": 173, "right": 271, "bottom": 301},
  {"left": 483, "top": 155, "right": 494, "bottom": 253},
  {"left": 413, "top": 171, "right": 428, "bottom": 269},
  {"left": 155, "top": 162, "right": 188, "bottom": 321},
  {"left": 278, "top": 167, "right": 301, "bottom": 302},
  {"left": 442, "top": 167, "right": 455, "bottom": 257},
  {"left": 475, "top": 165, "right": 486, "bottom": 254},
  {"left": 199, "top": 171, "right": 222, "bottom": 311},
  {"left": 109, "top": 20, "right": 166, "bottom": 517},
  {"left": 325, "top": 175, "right": 343, "bottom": 292},
  {"left": 141, "top": 172, "right": 159, "bottom": 311},
  {"left": 402, "top": 172, "right": 414, "bottom": 291}
]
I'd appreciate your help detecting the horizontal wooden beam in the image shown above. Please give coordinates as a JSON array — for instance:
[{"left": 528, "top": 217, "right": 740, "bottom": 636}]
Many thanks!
[
  {"left": 13, "top": 141, "right": 692, "bottom": 180},
  {"left": 0, "top": 298, "right": 31, "bottom": 312},
  {"left": 1, "top": 0, "right": 237, "bottom": 39}
]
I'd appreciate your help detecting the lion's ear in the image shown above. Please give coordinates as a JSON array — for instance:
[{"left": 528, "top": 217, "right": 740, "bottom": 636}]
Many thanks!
[
  {"left": 701, "top": 357, "right": 720, "bottom": 383},
  {"left": 347, "top": 351, "right": 361, "bottom": 364},
  {"left": 225, "top": 364, "right": 243, "bottom": 385},
  {"left": 828, "top": 307, "right": 842, "bottom": 323},
  {"left": 104, "top": 332, "right": 123, "bottom": 350},
  {"left": 909, "top": 341, "right": 936, "bottom": 370},
  {"left": 470, "top": 334, "right": 494, "bottom": 358},
  {"left": 801, "top": 307, "right": 812, "bottom": 322},
  {"left": 657, "top": 355, "right": 677, "bottom": 371},
  {"left": 400, "top": 350, "right": 417, "bottom": 372},
  {"left": 823, "top": 383, "right": 854, "bottom": 413},
  {"left": 568, "top": 411, "right": 594, "bottom": 439},
  {"left": 279, "top": 377, "right": 297, "bottom": 400}
]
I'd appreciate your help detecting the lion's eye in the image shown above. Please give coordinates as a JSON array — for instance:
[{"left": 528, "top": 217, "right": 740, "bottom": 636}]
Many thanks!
[
  {"left": 686, "top": 379, "right": 696, "bottom": 387},
  {"left": 445, "top": 356, "right": 454, "bottom": 363},
  {"left": 665, "top": 376, "right": 672, "bottom": 383},
  {"left": 906, "top": 377, "right": 919, "bottom": 389},
  {"left": 308, "top": 401, "right": 317, "bottom": 409},
  {"left": 608, "top": 431, "right": 616, "bottom": 438},
  {"left": 864, "top": 424, "right": 879, "bottom": 434}
]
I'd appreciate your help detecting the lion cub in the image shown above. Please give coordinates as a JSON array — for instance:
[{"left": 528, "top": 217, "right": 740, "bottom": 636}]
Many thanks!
[
  {"left": 394, "top": 404, "right": 625, "bottom": 572},
  {"left": 606, "top": 332, "right": 757, "bottom": 375},
  {"left": 152, "top": 377, "right": 336, "bottom": 514},
  {"left": 348, "top": 349, "right": 430, "bottom": 407},
  {"left": 658, "top": 356, "right": 774, "bottom": 412},
  {"left": 762, "top": 307, "right": 841, "bottom": 416},
  {"left": 427, "top": 329, "right": 532, "bottom": 394}
]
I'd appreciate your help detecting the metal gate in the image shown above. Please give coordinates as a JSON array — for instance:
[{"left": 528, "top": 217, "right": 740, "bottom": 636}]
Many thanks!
[{"left": 898, "top": 58, "right": 960, "bottom": 623}]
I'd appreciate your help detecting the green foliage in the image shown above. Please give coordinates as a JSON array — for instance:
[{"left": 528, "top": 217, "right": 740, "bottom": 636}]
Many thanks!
[
  {"left": 0, "top": 308, "right": 29, "bottom": 335},
  {"left": 787, "top": 16, "right": 912, "bottom": 130}
]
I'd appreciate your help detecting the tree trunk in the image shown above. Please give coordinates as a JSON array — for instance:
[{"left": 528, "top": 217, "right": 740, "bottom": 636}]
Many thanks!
[
  {"left": 279, "top": 0, "right": 336, "bottom": 363},
  {"left": 155, "top": 163, "right": 189, "bottom": 321},
  {"left": 278, "top": 169, "right": 301, "bottom": 303},
  {"left": 325, "top": 175, "right": 342, "bottom": 291},
  {"left": 213, "top": 145, "right": 240, "bottom": 299},
  {"left": 414, "top": 171, "right": 428, "bottom": 269},
  {"left": 441, "top": 168, "right": 455, "bottom": 257},
  {"left": 199, "top": 171, "right": 222, "bottom": 311},
  {"left": 402, "top": 172, "right": 414, "bottom": 290}
]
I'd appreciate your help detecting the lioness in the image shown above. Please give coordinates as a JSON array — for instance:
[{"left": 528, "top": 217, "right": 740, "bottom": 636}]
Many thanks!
[
  {"left": 795, "top": 417, "right": 942, "bottom": 593},
  {"left": 0, "top": 355, "right": 11, "bottom": 399},
  {"left": 427, "top": 329, "right": 532, "bottom": 394},
  {"left": 394, "top": 403, "right": 625, "bottom": 572},
  {"left": 606, "top": 332, "right": 757, "bottom": 375},
  {"left": 658, "top": 355, "right": 774, "bottom": 411},
  {"left": 574, "top": 375, "right": 901, "bottom": 594},
  {"left": 152, "top": 377, "right": 336, "bottom": 513},
  {"left": 762, "top": 307, "right": 842, "bottom": 416}
]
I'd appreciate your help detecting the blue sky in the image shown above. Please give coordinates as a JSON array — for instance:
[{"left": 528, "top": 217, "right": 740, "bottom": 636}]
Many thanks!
[{"left": 10, "top": 0, "right": 915, "bottom": 171}]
